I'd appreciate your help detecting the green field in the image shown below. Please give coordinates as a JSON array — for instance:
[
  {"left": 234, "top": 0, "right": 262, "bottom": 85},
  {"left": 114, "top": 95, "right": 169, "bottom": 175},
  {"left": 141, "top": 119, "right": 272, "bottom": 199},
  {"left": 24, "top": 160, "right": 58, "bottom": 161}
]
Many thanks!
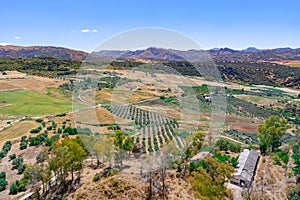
[{"left": 0, "top": 90, "right": 72, "bottom": 116}]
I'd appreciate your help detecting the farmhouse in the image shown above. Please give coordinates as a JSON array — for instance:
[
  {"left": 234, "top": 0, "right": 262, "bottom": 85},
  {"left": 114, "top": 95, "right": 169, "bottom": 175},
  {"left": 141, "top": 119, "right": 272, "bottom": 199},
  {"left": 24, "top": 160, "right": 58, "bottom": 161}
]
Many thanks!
[
  {"left": 231, "top": 149, "right": 259, "bottom": 187},
  {"left": 190, "top": 151, "right": 213, "bottom": 162}
]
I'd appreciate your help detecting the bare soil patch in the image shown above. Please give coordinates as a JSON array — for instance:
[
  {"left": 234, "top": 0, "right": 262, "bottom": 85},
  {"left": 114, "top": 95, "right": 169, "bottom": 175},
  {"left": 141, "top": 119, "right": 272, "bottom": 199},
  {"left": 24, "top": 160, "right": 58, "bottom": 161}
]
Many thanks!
[{"left": 227, "top": 123, "right": 258, "bottom": 133}]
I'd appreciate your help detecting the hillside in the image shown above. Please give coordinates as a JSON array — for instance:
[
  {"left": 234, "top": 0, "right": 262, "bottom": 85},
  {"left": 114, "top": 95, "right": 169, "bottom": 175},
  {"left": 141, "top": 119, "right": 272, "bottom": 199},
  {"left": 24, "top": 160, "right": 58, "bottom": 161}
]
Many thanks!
[
  {"left": 1, "top": 45, "right": 300, "bottom": 62},
  {"left": 0, "top": 45, "right": 88, "bottom": 60},
  {"left": 94, "top": 47, "right": 300, "bottom": 62}
]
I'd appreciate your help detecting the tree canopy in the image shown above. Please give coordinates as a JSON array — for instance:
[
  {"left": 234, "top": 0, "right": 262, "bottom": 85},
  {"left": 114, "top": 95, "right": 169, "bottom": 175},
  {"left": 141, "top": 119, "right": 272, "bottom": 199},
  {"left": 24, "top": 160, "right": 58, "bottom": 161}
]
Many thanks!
[{"left": 258, "top": 115, "right": 290, "bottom": 153}]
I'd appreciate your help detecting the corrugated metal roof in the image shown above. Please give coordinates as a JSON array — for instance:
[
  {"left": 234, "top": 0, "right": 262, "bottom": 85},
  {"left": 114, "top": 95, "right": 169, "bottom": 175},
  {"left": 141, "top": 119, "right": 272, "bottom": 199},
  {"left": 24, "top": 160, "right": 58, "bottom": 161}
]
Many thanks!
[{"left": 234, "top": 149, "right": 259, "bottom": 182}]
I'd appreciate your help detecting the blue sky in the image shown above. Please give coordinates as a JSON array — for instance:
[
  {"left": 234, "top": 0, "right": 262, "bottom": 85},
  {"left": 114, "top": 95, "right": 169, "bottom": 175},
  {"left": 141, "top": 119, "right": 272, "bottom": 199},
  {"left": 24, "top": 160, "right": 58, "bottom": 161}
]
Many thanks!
[{"left": 1, "top": 0, "right": 299, "bottom": 52}]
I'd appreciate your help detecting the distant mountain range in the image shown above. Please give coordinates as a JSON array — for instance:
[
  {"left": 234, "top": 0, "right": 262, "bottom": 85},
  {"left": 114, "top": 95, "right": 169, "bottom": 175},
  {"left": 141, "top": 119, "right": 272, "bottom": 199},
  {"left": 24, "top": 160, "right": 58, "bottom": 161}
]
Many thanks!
[
  {"left": 0, "top": 45, "right": 88, "bottom": 60},
  {"left": 1, "top": 45, "right": 300, "bottom": 62},
  {"left": 94, "top": 47, "right": 300, "bottom": 62}
]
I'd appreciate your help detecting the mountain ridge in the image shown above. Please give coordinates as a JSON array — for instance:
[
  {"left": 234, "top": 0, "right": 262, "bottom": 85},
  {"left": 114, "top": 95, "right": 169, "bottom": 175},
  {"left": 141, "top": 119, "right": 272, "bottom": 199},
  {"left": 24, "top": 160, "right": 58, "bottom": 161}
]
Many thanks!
[{"left": 1, "top": 45, "right": 300, "bottom": 62}]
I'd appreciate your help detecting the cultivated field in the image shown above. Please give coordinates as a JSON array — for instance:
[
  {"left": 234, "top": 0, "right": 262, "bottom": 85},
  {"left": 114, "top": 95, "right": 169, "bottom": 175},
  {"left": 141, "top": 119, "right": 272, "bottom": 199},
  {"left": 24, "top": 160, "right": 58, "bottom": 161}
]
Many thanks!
[
  {"left": 0, "top": 120, "right": 38, "bottom": 145},
  {"left": 0, "top": 90, "right": 72, "bottom": 116}
]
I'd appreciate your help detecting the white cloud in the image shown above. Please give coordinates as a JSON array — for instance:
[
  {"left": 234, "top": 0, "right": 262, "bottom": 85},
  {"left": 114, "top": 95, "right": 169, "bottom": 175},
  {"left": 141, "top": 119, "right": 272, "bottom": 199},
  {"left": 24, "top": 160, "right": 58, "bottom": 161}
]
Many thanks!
[
  {"left": 81, "top": 29, "right": 90, "bottom": 33},
  {"left": 81, "top": 29, "right": 98, "bottom": 33},
  {"left": 0, "top": 43, "right": 10, "bottom": 46},
  {"left": 14, "top": 36, "right": 21, "bottom": 40}
]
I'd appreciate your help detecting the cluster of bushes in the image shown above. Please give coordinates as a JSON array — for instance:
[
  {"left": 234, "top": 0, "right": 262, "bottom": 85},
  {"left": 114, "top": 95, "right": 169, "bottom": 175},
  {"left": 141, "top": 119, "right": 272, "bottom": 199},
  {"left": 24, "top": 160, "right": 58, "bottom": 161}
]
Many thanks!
[
  {"left": 227, "top": 96, "right": 278, "bottom": 118},
  {"left": 9, "top": 154, "right": 16, "bottom": 160},
  {"left": 20, "top": 136, "right": 28, "bottom": 150},
  {"left": 0, "top": 172, "right": 8, "bottom": 191},
  {"left": 96, "top": 76, "right": 135, "bottom": 90},
  {"left": 12, "top": 157, "right": 25, "bottom": 174},
  {"left": 30, "top": 126, "right": 42, "bottom": 134},
  {"left": 189, "top": 152, "right": 239, "bottom": 173},
  {"left": 0, "top": 57, "right": 81, "bottom": 78},
  {"left": 28, "top": 131, "right": 60, "bottom": 148},
  {"left": 292, "top": 144, "right": 300, "bottom": 176},
  {"left": 45, "top": 134, "right": 60, "bottom": 147},
  {"left": 216, "top": 138, "right": 241, "bottom": 153},
  {"left": 0, "top": 141, "right": 12, "bottom": 159},
  {"left": 29, "top": 132, "right": 48, "bottom": 146},
  {"left": 273, "top": 150, "right": 289, "bottom": 166},
  {"left": 224, "top": 129, "right": 258, "bottom": 144},
  {"left": 35, "top": 119, "right": 43, "bottom": 123},
  {"left": 62, "top": 127, "right": 78, "bottom": 138},
  {"left": 9, "top": 178, "right": 27, "bottom": 195}
]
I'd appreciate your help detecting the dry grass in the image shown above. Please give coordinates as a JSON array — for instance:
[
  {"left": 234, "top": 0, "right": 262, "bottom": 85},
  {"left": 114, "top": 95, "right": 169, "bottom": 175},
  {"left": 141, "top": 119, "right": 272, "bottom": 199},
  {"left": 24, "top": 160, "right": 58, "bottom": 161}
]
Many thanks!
[
  {"left": 0, "top": 120, "right": 38, "bottom": 145},
  {"left": 0, "top": 74, "right": 66, "bottom": 94},
  {"left": 73, "top": 107, "right": 132, "bottom": 125},
  {"left": 69, "top": 170, "right": 197, "bottom": 200},
  {"left": 234, "top": 94, "right": 285, "bottom": 109},
  {"left": 276, "top": 60, "right": 300, "bottom": 68},
  {"left": 0, "top": 71, "right": 27, "bottom": 79},
  {"left": 250, "top": 155, "right": 296, "bottom": 200}
]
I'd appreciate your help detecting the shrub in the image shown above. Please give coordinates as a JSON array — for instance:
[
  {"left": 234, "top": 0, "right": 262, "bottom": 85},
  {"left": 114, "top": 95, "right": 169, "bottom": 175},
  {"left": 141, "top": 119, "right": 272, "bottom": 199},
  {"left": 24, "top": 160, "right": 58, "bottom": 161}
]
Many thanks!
[
  {"left": 21, "top": 136, "right": 27, "bottom": 142},
  {"left": 62, "top": 132, "right": 69, "bottom": 138},
  {"left": 35, "top": 119, "right": 43, "bottom": 123},
  {"left": 63, "top": 127, "right": 78, "bottom": 135},
  {"left": 57, "top": 128, "right": 62, "bottom": 134},
  {"left": 0, "top": 151, "right": 6, "bottom": 159},
  {"left": 9, "top": 154, "right": 16, "bottom": 160},
  {"left": 229, "top": 156, "right": 239, "bottom": 167},
  {"left": 18, "top": 178, "right": 27, "bottom": 192},
  {"left": 216, "top": 138, "right": 241, "bottom": 152},
  {"left": 41, "top": 122, "right": 46, "bottom": 127},
  {"left": 107, "top": 168, "right": 119, "bottom": 176},
  {"left": 17, "top": 164, "right": 26, "bottom": 174},
  {"left": 2, "top": 141, "right": 12, "bottom": 152},
  {"left": 273, "top": 157, "right": 281, "bottom": 165},
  {"left": 0, "top": 179, "right": 8, "bottom": 191},
  {"left": 9, "top": 182, "right": 19, "bottom": 195},
  {"left": 93, "top": 173, "right": 100, "bottom": 182},
  {"left": 0, "top": 172, "right": 6, "bottom": 179},
  {"left": 30, "top": 127, "right": 42, "bottom": 134},
  {"left": 20, "top": 142, "right": 27, "bottom": 150},
  {"left": 12, "top": 157, "right": 24, "bottom": 168}
]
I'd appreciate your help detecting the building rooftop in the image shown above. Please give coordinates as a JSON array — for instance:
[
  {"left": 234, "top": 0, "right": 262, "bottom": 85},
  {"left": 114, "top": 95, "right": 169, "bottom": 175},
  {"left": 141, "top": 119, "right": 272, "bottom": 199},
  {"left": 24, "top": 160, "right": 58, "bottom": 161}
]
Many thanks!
[{"left": 234, "top": 149, "right": 259, "bottom": 182}]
